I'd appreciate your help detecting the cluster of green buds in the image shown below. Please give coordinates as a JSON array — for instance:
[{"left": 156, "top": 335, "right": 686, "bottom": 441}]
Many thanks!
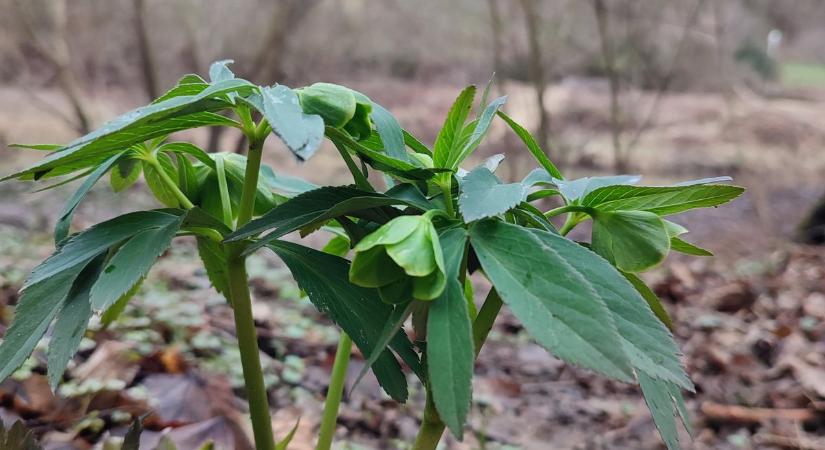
[
  {"left": 349, "top": 213, "right": 446, "bottom": 304},
  {"left": 296, "top": 82, "right": 373, "bottom": 140}
]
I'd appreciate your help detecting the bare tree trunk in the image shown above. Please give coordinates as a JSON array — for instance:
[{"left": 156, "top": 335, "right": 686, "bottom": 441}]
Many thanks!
[
  {"left": 591, "top": 0, "right": 625, "bottom": 172},
  {"left": 245, "top": 0, "right": 322, "bottom": 83},
  {"left": 15, "top": 0, "right": 92, "bottom": 134},
  {"left": 487, "top": 0, "right": 506, "bottom": 95},
  {"left": 797, "top": 192, "right": 825, "bottom": 245},
  {"left": 132, "top": 0, "right": 160, "bottom": 100},
  {"left": 519, "top": 0, "right": 552, "bottom": 158}
]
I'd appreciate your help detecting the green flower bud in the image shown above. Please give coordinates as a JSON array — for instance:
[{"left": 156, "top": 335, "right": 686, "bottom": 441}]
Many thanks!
[
  {"left": 349, "top": 215, "right": 446, "bottom": 303},
  {"left": 296, "top": 83, "right": 373, "bottom": 140}
]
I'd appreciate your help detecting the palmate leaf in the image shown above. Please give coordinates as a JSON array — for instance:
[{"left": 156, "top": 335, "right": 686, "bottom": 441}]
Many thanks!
[
  {"left": 0, "top": 263, "right": 88, "bottom": 382},
  {"left": 582, "top": 183, "right": 745, "bottom": 215},
  {"left": 25, "top": 210, "right": 183, "bottom": 289},
  {"left": 55, "top": 152, "right": 126, "bottom": 243},
  {"left": 427, "top": 228, "right": 473, "bottom": 439},
  {"left": 228, "top": 184, "right": 432, "bottom": 247},
  {"left": 47, "top": 255, "right": 105, "bottom": 388},
  {"left": 89, "top": 213, "right": 183, "bottom": 310},
  {"left": 265, "top": 240, "right": 422, "bottom": 402},
  {"left": 470, "top": 220, "right": 692, "bottom": 390},
  {"left": 4, "top": 79, "right": 252, "bottom": 181}
]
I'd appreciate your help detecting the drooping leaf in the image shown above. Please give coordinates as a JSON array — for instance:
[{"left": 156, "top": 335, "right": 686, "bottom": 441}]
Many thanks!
[
  {"left": 591, "top": 210, "right": 671, "bottom": 272},
  {"left": 471, "top": 220, "right": 692, "bottom": 390},
  {"left": 208, "top": 59, "right": 235, "bottom": 83},
  {"left": 228, "top": 184, "right": 431, "bottom": 247},
  {"left": 353, "top": 301, "right": 415, "bottom": 388},
  {"left": 470, "top": 220, "right": 633, "bottom": 381},
  {"left": 638, "top": 372, "right": 691, "bottom": 450},
  {"left": 427, "top": 228, "right": 473, "bottom": 439},
  {"left": 4, "top": 79, "right": 253, "bottom": 181},
  {"left": 434, "top": 86, "right": 476, "bottom": 168},
  {"left": 47, "top": 256, "right": 105, "bottom": 388},
  {"left": 0, "top": 263, "right": 88, "bottom": 382},
  {"left": 55, "top": 152, "right": 125, "bottom": 243},
  {"left": 582, "top": 184, "right": 745, "bottom": 215},
  {"left": 89, "top": 213, "right": 183, "bottom": 310},
  {"left": 253, "top": 85, "right": 325, "bottom": 160},
  {"left": 265, "top": 240, "right": 421, "bottom": 401},
  {"left": 25, "top": 210, "right": 183, "bottom": 289},
  {"left": 497, "top": 111, "right": 563, "bottom": 179}
]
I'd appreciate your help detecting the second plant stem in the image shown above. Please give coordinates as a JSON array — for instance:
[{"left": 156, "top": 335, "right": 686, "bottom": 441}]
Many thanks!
[
  {"left": 315, "top": 333, "right": 353, "bottom": 450},
  {"left": 411, "top": 288, "right": 504, "bottom": 450}
]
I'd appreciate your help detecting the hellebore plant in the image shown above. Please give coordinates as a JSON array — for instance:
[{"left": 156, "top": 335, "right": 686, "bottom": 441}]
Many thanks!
[{"left": 0, "top": 61, "right": 743, "bottom": 450}]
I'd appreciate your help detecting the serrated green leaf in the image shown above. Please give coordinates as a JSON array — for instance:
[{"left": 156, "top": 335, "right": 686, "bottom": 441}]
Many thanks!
[
  {"left": 47, "top": 256, "right": 105, "bottom": 388},
  {"left": 354, "top": 301, "right": 414, "bottom": 388},
  {"left": 100, "top": 277, "right": 144, "bottom": 327},
  {"left": 622, "top": 271, "right": 674, "bottom": 330},
  {"left": 427, "top": 228, "right": 473, "bottom": 439},
  {"left": 89, "top": 213, "right": 183, "bottom": 310},
  {"left": 0, "top": 262, "right": 88, "bottom": 382},
  {"left": 4, "top": 79, "right": 253, "bottom": 181},
  {"left": 25, "top": 210, "right": 182, "bottom": 289},
  {"left": 459, "top": 167, "right": 528, "bottom": 222},
  {"left": 433, "top": 86, "right": 476, "bottom": 168},
  {"left": 265, "top": 240, "right": 422, "bottom": 402},
  {"left": 638, "top": 372, "right": 688, "bottom": 450},
  {"left": 403, "top": 130, "right": 432, "bottom": 156},
  {"left": 470, "top": 220, "right": 634, "bottom": 382},
  {"left": 371, "top": 103, "right": 408, "bottom": 161},
  {"left": 448, "top": 96, "right": 506, "bottom": 169},
  {"left": 582, "top": 184, "right": 745, "bottom": 215},
  {"left": 153, "top": 74, "right": 208, "bottom": 103},
  {"left": 253, "top": 85, "right": 325, "bottom": 160},
  {"left": 110, "top": 157, "right": 142, "bottom": 193},
  {"left": 9, "top": 143, "right": 62, "bottom": 151},
  {"left": 175, "top": 153, "right": 199, "bottom": 200},
  {"left": 497, "top": 111, "right": 563, "bottom": 179},
  {"left": 55, "top": 152, "right": 125, "bottom": 243},
  {"left": 471, "top": 220, "right": 692, "bottom": 390},
  {"left": 591, "top": 210, "right": 671, "bottom": 272}
]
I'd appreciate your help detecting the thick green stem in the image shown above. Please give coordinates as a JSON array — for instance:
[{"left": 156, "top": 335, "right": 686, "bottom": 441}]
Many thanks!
[
  {"left": 412, "top": 392, "right": 447, "bottom": 450},
  {"left": 236, "top": 138, "right": 264, "bottom": 227},
  {"left": 224, "top": 129, "right": 274, "bottom": 450},
  {"left": 439, "top": 179, "right": 455, "bottom": 217},
  {"left": 315, "top": 333, "right": 353, "bottom": 450},
  {"left": 227, "top": 249, "right": 275, "bottom": 450},
  {"left": 146, "top": 156, "right": 195, "bottom": 209}
]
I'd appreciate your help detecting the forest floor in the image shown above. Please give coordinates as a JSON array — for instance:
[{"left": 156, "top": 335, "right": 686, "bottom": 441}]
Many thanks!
[{"left": 1, "top": 79, "right": 824, "bottom": 449}]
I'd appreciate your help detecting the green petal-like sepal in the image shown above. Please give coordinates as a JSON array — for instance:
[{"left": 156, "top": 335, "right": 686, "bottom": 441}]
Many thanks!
[{"left": 349, "top": 215, "right": 446, "bottom": 302}]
